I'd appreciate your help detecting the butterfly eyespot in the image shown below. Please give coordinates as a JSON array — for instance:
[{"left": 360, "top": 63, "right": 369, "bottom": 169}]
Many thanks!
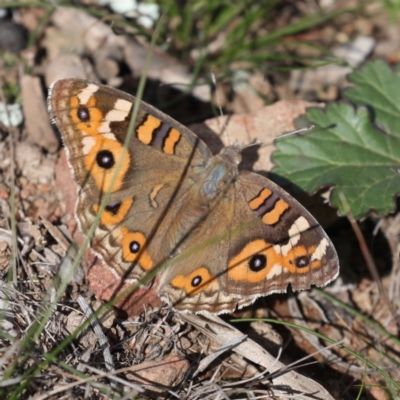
[
  {"left": 77, "top": 106, "right": 90, "bottom": 122},
  {"left": 249, "top": 254, "right": 267, "bottom": 272},
  {"left": 295, "top": 255, "right": 310, "bottom": 269},
  {"left": 129, "top": 241, "right": 140, "bottom": 254},
  {"left": 191, "top": 276, "right": 202, "bottom": 287},
  {"left": 105, "top": 202, "right": 121, "bottom": 215},
  {"left": 96, "top": 150, "right": 115, "bottom": 169}
]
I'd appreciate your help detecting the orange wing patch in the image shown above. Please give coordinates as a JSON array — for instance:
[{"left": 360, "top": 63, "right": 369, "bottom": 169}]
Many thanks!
[
  {"left": 171, "top": 267, "right": 219, "bottom": 296},
  {"left": 70, "top": 96, "right": 103, "bottom": 137},
  {"left": 136, "top": 115, "right": 161, "bottom": 145},
  {"left": 249, "top": 188, "right": 272, "bottom": 210},
  {"left": 150, "top": 183, "right": 165, "bottom": 208},
  {"left": 163, "top": 128, "right": 180, "bottom": 155},
  {"left": 93, "top": 197, "right": 134, "bottom": 225},
  {"left": 84, "top": 137, "right": 130, "bottom": 192},
  {"left": 136, "top": 114, "right": 182, "bottom": 155},
  {"left": 228, "top": 240, "right": 279, "bottom": 283},
  {"left": 249, "top": 188, "right": 290, "bottom": 226},
  {"left": 120, "top": 228, "right": 153, "bottom": 271},
  {"left": 228, "top": 238, "right": 324, "bottom": 284},
  {"left": 70, "top": 91, "right": 132, "bottom": 193},
  {"left": 262, "top": 199, "right": 289, "bottom": 225}
]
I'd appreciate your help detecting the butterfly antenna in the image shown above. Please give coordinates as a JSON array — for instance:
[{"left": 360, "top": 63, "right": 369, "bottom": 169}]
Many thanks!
[
  {"left": 241, "top": 141, "right": 263, "bottom": 150},
  {"left": 211, "top": 71, "right": 231, "bottom": 145},
  {"left": 240, "top": 125, "right": 315, "bottom": 151},
  {"left": 259, "top": 124, "right": 315, "bottom": 148},
  {"left": 277, "top": 125, "right": 315, "bottom": 139}
]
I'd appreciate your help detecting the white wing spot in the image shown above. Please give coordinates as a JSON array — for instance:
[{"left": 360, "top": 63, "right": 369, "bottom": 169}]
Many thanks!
[
  {"left": 77, "top": 84, "right": 98, "bottom": 105},
  {"left": 311, "top": 238, "right": 329, "bottom": 261},
  {"left": 102, "top": 107, "right": 131, "bottom": 124},
  {"left": 279, "top": 216, "right": 310, "bottom": 256},
  {"left": 82, "top": 136, "right": 96, "bottom": 154},
  {"left": 115, "top": 98, "right": 132, "bottom": 114},
  {"left": 102, "top": 132, "right": 117, "bottom": 140},
  {"left": 99, "top": 99, "right": 132, "bottom": 136},
  {"left": 267, "top": 264, "right": 282, "bottom": 279},
  {"left": 273, "top": 244, "right": 282, "bottom": 255}
]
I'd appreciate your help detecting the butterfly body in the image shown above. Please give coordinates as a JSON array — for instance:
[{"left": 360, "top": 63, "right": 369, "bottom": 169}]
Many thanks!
[{"left": 49, "top": 79, "right": 339, "bottom": 314}]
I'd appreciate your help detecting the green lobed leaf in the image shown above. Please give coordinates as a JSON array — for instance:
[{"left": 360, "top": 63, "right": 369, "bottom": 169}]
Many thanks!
[
  {"left": 272, "top": 61, "right": 400, "bottom": 219},
  {"left": 346, "top": 59, "right": 400, "bottom": 134}
]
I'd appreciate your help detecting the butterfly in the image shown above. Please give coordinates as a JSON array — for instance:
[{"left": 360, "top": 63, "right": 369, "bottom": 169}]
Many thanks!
[{"left": 48, "top": 79, "right": 339, "bottom": 314}]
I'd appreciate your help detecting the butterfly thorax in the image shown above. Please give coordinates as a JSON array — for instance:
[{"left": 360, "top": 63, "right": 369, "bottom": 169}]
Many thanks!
[
  {"left": 200, "top": 145, "right": 241, "bottom": 202},
  {"left": 165, "top": 145, "right": 241, "bottom": 253}
]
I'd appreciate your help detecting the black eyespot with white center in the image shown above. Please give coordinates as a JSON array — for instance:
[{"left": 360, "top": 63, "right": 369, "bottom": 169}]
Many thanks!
[
  {"left": 96, "top": 150, "right": 114, "bottom": 169},
  {"left": 249, "top": 254, "right": 267, "bottom": 272},
  {"left": 130, "top": 241, "right": 140, "bottom": 254},
  {"left": 77, "top": 106, "right": 90, "bottom": 122},
  {"left": 105, "top": 202, "right": 121, "bottom": 215},
  {"left": 191, "top": 276, "right": 202, "bottom": 287},
  {"left": 295, "top": 255, "right": 310, "bottom": 269}
]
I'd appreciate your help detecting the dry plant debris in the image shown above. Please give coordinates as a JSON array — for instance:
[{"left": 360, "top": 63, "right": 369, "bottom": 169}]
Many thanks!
[{"left": 0, "top": 2, "right": 399, "bottom": 399}]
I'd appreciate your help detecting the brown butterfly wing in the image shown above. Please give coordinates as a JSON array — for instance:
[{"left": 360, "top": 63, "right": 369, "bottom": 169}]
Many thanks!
[
  {"left": 160, "top": 171, "right": 339, "bottom": 314},
  {"left": 49, "top": 79, "right": 212, "bottom": 282}
]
